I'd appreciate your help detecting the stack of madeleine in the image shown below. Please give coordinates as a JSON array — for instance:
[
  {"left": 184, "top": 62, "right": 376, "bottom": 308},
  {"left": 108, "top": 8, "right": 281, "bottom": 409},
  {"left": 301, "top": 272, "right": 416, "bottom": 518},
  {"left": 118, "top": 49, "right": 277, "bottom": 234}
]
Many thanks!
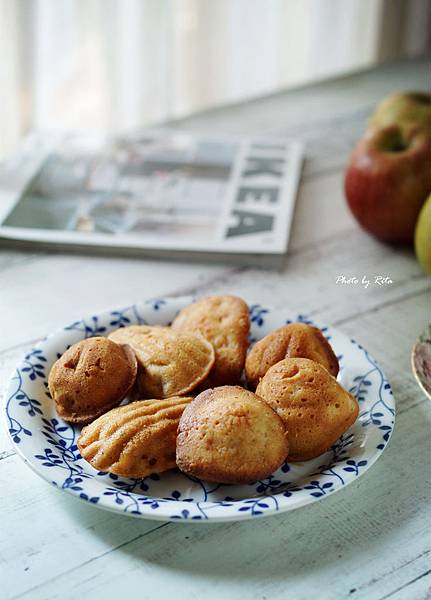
[{"left": 48, "top": 295, "right": 359, "bottom": 484}]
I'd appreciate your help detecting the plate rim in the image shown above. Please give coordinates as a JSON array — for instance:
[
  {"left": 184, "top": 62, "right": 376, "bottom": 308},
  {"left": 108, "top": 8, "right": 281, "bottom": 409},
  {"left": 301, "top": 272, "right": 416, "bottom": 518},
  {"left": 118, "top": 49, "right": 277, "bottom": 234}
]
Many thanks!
[{"left": 411, "top": 324, "right": 431, "bottom": 401}]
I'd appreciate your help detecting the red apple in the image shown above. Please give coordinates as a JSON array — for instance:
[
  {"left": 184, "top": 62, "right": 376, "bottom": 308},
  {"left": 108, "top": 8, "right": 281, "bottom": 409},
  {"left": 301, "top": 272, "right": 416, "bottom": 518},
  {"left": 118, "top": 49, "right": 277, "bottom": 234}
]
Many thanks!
[{"left": 344, "top": 125, "right": 431, "bottom": 243}]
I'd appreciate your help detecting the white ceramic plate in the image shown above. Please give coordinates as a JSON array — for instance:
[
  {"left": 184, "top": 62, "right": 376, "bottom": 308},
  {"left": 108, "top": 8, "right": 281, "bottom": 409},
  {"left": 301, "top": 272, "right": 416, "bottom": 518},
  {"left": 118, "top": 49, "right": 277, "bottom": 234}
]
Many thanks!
[{"left": 4, "top": 296, "right": 395, "bottom": 522}]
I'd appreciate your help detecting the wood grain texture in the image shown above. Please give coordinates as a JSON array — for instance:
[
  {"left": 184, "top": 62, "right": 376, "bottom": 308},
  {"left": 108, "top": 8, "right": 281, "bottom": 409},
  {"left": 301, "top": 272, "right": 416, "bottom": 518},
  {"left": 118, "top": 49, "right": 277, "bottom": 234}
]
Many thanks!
[{"left": 1, "top": 56, "right": 431, "bottom": 600}]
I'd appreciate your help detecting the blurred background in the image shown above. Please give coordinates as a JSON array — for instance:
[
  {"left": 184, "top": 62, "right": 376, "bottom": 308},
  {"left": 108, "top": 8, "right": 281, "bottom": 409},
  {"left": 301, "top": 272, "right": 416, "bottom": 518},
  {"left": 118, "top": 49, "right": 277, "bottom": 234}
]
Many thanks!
[{"left": 1, "top": 0, "right": 431, "bottom": 160}]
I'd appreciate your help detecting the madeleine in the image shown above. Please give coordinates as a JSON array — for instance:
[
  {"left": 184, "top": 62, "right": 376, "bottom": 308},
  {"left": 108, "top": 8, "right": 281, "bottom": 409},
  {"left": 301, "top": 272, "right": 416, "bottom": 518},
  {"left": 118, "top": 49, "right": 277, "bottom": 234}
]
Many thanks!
[
  {"left": 78, "top": 396, "right": 193, "bottom": 478},
  {"left": 246, "top": 323, "right": 339, "bottom": 388},
  {"left": 48, "top": 337, "right": 137, "bottom": 424},
  {"left": 176, "top": 386, "right": 288, "bottom": 483},
  {"left": 109, "top": 325, "right": 214, "bottom": 398},
  {"left": 256, "top": 358, "right": 358, "bottom": 461},
  {"left": 172, "top": 295, "right": 250, "bottom": 386}
]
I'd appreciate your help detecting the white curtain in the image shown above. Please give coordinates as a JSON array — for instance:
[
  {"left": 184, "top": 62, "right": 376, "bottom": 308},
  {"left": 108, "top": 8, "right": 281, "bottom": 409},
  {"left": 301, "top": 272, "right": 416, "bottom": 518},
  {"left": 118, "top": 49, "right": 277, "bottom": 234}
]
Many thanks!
[{"left": 1, "top": 0, "right": 429, "bottom": 158}]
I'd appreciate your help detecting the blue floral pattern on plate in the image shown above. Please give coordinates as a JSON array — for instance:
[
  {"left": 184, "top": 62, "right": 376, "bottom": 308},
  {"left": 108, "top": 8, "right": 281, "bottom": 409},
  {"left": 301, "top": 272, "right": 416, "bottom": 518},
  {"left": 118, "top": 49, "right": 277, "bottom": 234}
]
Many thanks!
[{"left": 4, "top": 296, "right": 395, "bottom": 522}]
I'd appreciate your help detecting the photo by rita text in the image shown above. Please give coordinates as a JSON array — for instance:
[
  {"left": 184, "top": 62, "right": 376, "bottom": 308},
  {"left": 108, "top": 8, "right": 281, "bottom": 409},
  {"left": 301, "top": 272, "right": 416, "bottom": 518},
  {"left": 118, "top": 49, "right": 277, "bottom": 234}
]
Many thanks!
[{"left": 335, "top": 275, "right": 393, "bottom": 289}]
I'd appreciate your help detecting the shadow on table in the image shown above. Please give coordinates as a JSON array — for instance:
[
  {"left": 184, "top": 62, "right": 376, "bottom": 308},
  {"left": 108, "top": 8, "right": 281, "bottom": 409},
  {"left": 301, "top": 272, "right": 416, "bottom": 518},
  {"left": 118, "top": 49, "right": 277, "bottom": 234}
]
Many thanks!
[{"left": 63, "top": 387, "right": 431, "bottom": 588}]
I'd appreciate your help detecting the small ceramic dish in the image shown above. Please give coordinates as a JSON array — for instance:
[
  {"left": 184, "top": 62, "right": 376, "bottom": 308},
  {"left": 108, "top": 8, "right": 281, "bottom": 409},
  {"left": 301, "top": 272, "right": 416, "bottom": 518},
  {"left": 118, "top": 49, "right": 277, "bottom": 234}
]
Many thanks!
[
  {"left": 4, "top": 296, "right": 395, "bottom": 522},
  {"left": 411, "top": 324, "right": 431, "bottom": 400}
]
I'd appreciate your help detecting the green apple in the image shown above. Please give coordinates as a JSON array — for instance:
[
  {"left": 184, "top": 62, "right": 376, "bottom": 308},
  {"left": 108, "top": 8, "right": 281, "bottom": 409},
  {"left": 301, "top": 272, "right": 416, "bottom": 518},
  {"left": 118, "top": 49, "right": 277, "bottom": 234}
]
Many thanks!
[
  {"left": 415, "top": 193, "right": 431, "bottom": 274},
  {"left": 369, "top": 92, "right": 431, "bottom": 136}
]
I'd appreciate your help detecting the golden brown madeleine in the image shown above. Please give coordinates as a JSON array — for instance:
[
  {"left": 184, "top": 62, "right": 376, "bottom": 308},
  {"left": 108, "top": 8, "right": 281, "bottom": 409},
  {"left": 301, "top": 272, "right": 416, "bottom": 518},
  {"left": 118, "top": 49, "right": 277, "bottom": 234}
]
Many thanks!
[
  {"left": 78, "top": 396, "right": 193, "bottom": 478},
  {"left": 171, "top": 295, "right": 250, "bottom": 386},
  {"left": 48, "top": 337, "right": 137, "bottom": 424},
  {"left": 109, "top": 325, "right": 214, "bottom": 398},
  {"left": 256, "top": 358, "right": 358, "bottom": 461},
  {"left": 246, "top": 323, "right": 339, "bottom": 388},
  {"left": 176, "top": 386, "right": 288, "bottom": 484}
]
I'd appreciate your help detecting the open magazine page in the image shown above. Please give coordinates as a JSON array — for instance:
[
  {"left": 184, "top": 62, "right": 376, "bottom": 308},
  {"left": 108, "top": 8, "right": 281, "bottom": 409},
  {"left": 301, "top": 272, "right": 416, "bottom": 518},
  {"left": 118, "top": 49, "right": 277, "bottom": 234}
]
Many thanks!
[{"left": 0, "top": 131, "right": 304, "bottom": 264}]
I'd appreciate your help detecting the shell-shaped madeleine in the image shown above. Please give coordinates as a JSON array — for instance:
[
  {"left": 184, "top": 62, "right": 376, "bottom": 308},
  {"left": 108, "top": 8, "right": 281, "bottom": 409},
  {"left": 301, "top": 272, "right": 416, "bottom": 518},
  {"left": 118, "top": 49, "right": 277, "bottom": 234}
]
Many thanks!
[
  {"left": 48, "top": 337, "right": 137, "bottom": 424},
  {"left": 172, "top": 295, "right": 250, "bottom": 386},
  {"left": 176, "top": 386, "right": 288, "bottom": 484},
  {"left": 78, "top": 396, "right": 193, "bottom": 478},
  {"left": 246, "top": 323, "right": 339, "bottom": 389},
  {"left": 108, "top": 325, "right": 214, "bottom": 398},
  {"left": 256, "top": 358, "right": 358, "bottom": 461}
]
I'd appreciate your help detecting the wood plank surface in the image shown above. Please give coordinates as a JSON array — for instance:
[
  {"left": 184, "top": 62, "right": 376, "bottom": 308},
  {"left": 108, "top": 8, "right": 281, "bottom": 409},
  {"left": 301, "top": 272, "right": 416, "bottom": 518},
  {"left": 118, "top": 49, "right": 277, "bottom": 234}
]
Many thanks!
[{"left": 1, "top": 55, "right": 431, "bottom": 600}]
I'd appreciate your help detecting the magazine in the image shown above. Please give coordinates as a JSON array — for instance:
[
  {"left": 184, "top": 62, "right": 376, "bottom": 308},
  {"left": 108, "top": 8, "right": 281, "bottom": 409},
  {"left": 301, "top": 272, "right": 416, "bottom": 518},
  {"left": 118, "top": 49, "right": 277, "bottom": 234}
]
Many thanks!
[{"left": 0, "top": 130, "right": 304, "bottom": 266}]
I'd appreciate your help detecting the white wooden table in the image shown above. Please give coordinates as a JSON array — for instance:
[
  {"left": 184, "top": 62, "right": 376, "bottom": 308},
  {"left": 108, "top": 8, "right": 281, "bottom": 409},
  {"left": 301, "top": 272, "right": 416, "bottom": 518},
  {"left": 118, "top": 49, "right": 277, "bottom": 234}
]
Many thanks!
[{"left": 1, "top": 56, "right": 431, "bottom": 600}]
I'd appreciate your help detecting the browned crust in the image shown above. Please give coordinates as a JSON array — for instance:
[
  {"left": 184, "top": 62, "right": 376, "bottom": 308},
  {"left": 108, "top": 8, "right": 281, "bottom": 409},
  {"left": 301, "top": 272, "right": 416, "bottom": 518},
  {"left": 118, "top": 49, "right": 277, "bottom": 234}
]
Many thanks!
[
  {"left": 171, "top": 295, "right": 250, "bottom": 386},
  {"left": 176, "top": 386, "right": 289, "bottom": 484},
  {"left": 78, "top": 396, "right": 193, "bottom": 478},
  {"left": 48, "top": 337, "right": 138, "bottom": 424},
  {"left": 246, "top": 323, "right": 339, "bottom": 389},
  {"left": 109, "top": 325, "right": 215, "bottom": 398},
  {"left": 256, "top": 358, "right": 358, "bottom": 461}
]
